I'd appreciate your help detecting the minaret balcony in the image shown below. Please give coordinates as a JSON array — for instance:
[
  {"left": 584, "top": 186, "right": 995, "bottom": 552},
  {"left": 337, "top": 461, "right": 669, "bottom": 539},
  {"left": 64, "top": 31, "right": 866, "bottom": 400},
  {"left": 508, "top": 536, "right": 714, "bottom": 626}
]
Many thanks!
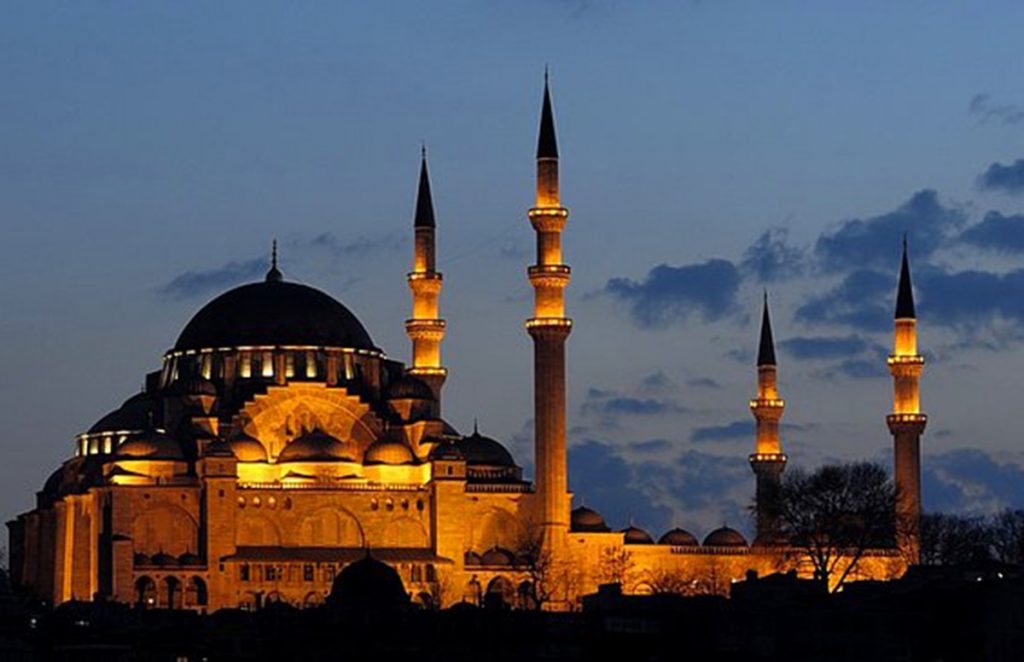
[
  {"left": 749, "top": 397, "right": 785, "bottom": 409},
  {"left": 887, "top": 354, "right": 924, "bottom": 366},
  {"left": 405, "top": 319, "right": 447, "bottom": 342},
  {"left": 749, "top": 452, "right": 787, "bottom": 465},
  {"left": 528, "top": 208, "right": 569, "bottom": 232},
  {"left": 409, "top": 366, "right": 448, "bottom": 378},
  {"left": 528, "top": 264, "right": 571, "bottom": 288}
]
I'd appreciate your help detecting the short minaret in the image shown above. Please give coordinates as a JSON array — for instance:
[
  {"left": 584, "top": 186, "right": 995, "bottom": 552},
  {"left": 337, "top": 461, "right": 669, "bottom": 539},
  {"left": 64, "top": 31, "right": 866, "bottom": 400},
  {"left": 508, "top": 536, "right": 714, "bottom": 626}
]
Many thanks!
[
  {"left": 405, "top": 148, "right": 447, "bottom": 412},
  {"left": 887, "top": 237, "right": 926, "bottom": 564},
  {"left": 749, "top": 292, "right": 787, "bottom": 542},
  {"left": 527, "top": 74, "right": 572, "bottom": 550}
]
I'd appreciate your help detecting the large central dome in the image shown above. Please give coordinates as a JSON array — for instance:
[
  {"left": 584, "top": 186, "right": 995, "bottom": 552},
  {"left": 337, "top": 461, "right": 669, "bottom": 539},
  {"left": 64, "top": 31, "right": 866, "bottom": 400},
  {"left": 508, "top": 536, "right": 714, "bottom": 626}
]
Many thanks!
[{"left": 174, "top": 278, "right": 376, "bottom": 352}]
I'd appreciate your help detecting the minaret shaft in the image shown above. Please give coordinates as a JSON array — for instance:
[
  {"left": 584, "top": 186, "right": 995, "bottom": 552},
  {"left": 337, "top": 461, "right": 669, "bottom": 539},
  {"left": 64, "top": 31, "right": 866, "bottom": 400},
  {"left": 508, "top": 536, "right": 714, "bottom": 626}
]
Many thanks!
[
  {"left": 887, "top": 241, "right": 925, "bottom": 564},
  {"left": 750, "top": 295, "right": 786, "bottom": 541},
  {"left": 406, "top": 154, "right": 447, "bottom": 408},
  {"left": 529, "top": 79, "right": 571, "bottom": 548}
]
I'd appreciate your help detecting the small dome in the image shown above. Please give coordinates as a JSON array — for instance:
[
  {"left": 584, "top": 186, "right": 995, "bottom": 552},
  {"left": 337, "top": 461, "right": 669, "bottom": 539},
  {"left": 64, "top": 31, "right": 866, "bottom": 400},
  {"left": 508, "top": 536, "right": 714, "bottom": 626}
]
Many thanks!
[
  {"left": 480, "top": 547, "right": 515, "bottom": 566},
  {"left": 178, "top": 552, "right": 203, "bottom": 566},
  {"left": 385, "top": 374, "right": 434, "bottom": 400},
  {"left": 364, "top": 439, "right": 415, "bottom": 465},
  {"left": 428, "top": 441, "right": 464, "bottom": 461},
  {"left": 571, "top": 506, "right": 610, "bottom": 533},
  {"left": 151, "top": 551, "right": 178, "bottom": 567},
  {"left": 329, "top": 554, "right": 408, "bottom": 610},
  {"left": 133, "top": 553, "right": 151, "bottom": 566},
  {"left": 621, "top": 526, "right": 654, "bottom": 545},
  {"left": 204, "top": 440, "right": 235, "bottom": 458},
  {"left": 658, "top": 527, "right": 699, "bottom": 546},
  {"left": 277, "top": 429, "right": 357, "bottom": 463},
  {"left": 703, "top": 526, "right": 748, "bottom": 548},
  {"left": 457, "top": 430, "right": 515, "bottom": 467},
  {"left": 227, "top": 430, "right": 268, "bottom": 462},
  {"left": 116, "top": 430, "right": 184, "bottom": 461},
  {"left": 463, "top": 551, "right": 482, "bottom": 566}
]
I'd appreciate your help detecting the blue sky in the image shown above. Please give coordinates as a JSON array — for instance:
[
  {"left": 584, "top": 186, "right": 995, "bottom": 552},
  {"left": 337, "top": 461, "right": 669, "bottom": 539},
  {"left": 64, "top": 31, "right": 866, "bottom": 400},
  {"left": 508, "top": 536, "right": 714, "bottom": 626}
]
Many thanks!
[{"left": 3, "top": 1, "right": 1024, "bottom": 539}]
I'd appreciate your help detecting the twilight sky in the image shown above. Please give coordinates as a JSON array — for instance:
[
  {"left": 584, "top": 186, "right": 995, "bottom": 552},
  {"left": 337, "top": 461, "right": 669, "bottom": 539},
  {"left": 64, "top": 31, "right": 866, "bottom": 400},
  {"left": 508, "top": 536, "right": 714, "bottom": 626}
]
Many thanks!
[{"left": 4, "top": 1, "right": 1024, "bottom": 539}]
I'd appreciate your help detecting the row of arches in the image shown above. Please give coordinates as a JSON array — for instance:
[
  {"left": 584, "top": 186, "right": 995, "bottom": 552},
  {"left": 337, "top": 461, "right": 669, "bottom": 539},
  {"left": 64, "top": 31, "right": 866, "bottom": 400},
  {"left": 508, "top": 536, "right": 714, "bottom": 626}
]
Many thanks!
[
  {"left": 237, "top": 509, "right": 429, "bottom": 548},
  {"left": 464, "top": 576, "right": 537, "bottom": 610},
  {"left": 135, "top": 575, "right": 207, "bottom": 609}
]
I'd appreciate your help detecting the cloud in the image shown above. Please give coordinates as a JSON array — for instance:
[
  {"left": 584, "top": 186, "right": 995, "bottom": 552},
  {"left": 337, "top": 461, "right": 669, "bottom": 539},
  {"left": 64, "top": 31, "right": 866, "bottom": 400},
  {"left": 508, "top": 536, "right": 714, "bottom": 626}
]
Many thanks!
[
  {"left": 581, "top": 389, "right": 685, "bottom": 419},
  {"left": 629, "top": 438, "right": 672, "bottom": 453},
  {"left": 795, "top": 269, "right": 893, "bottom": 332},
  {"left": 960, "top": 211, "right": 1024, "bottom": 253},
  {"left": 638, "top": 370, "right": 674, "bottom": 393},
  {"left": 977, "top": 159, "right": 1024, "bottom": 195},
  {"left": 740, "top": 228, "right": 807, "bottom": 282},
  {"left": 691, "top": 420, "right": 753, "bottom": 443},
  {"left": 780, "top": 335, "right": 871, "bottom": 360},
  {"left": 157, "top": 257, "right": 267, "bottom": 300},
  {"left": 923, "top": 449, "right": 1024, "bottom": 515},
  {"left": 814, "top": 189, "right": 965, "bottom": 273},
  {"left": 568, "top": 440, "right": 672, "bottom": 532},
  {"left": 686, "top": 377, "right": 721, "bottom": 389},
  {"left": 157, "top": 232, "right": 404, "bottom": 301},
  {"left": 969, "top": 94, "right": 1024, "bottom": 126},
  {"left": 816, "top": 358, "right": 887, "bottom": 380},
  {"left": 604, "top": 259, "right": 740, "bottom": 328},
  {"left": 916, "top": 266, "right": 1024, "bottom": 332},
  {"left": 638, "top": 450, "right": 753, "bottom": 534}
]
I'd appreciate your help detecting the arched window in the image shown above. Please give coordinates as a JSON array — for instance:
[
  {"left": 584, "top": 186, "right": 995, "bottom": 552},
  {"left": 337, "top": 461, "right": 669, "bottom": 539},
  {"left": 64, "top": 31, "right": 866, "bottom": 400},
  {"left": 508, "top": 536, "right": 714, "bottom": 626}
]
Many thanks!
[
  {"left": 135, "top": 576, "right": 157, "bottom": 608},
  {"left": 185, "top": 576, "right": 208, "bottom": 608},
  {"left": 163, "top": 576, "right": 182, "bottom": 609}
]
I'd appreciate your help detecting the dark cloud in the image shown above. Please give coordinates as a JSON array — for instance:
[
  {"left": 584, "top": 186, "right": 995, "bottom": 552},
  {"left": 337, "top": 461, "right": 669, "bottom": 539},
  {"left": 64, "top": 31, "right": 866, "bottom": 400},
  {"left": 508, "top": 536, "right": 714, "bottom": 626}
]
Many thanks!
[
  {"left": 960, "top": 211, "right": 1024, "bottom": 253},
  {"left": 795, "top": 269, "right": 893, "bottom": 332},
  {"left": 969, "top": 94, "right": 1024, "bottom": 126},
  {"left": 639, "top": 370, "right": 674, "bottom": 393},
  {"left": 724, "top": 348, "right": 754, "bottom": 364},
  {"left": 581, "top": 391, "right": 685, "bottom": 418},
  {"left": 917, "top": 266, "right": 1024, "bottom": 331},
  {"left": 157, "top": 232, "right": 404, "bottom": 301},
  {"left": 923, "top": 449, "right": 1024, "bottom": 515},
  {"left": 568, "top": 440, "right": 672, "bottom": 532},
  {"left": 691, "top": 420, "right": 753, "bottom": 443},
  {"left": 157, "top": 257, "right": 266, "bottom": 301},
  {"left": 814, "top": 190, "right": 965, "bottom": 273},
  {"left": 740, "top": 228, "right": 806, "bottom": 282},
  {"left": 780, "top": 335, "right": 870, "bottom": 360},
  {"left": 978, "top": 159, "right": 1024, "bottom": 195},
  {"left": 604, "top": 259, "right": 740, "bottom": 328},
  {"left": 686, "top": 377, "right": 721, "bottom": 389},
  {"left": 629, "top": 438, "right": 672, "bottom": 453}
]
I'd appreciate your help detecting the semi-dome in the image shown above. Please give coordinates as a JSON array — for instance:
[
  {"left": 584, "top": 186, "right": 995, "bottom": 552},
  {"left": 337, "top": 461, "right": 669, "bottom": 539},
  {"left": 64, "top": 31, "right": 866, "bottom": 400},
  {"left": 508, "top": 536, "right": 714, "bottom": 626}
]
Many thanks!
[
  {"left": 88, "top": 393, "right": 154, "bottom": 434},
  {"left": 363, "top": 439, "right": 415, "bottom": 465},
  {"left": 277, "top": 429, "right": 357, "bottom": 463},
  {"left": 621, "top": 525, "right": 654, "bottom": 545},
  {"left": 571, "top": 506, "right": 610, "bottom": 533},
  {"left": 457, "top": 430, "right": 515, "bottom": 467},
  {"left": 174, "top": 277, "right": 376, "bottom": 352},
  {"left": 385, "top": 374, "right": 434, "bottom": 400},
  {"left": 115, "top": 430, "right": 184, "bottom": 461},
  {"left": 428, "top": 440, "right": 464, "bottom": 461},
  {"left": 658, "top": 527, "right": 699, "bottom": 546},
  {"left": 227, "top": 430, "right": 268, "bottom": 462},
  {"left": 703, "top": 526, "right": 748, "bottom": 547},
  {"left": 329, "top": 554, "right": 408, "bottom": 610}
]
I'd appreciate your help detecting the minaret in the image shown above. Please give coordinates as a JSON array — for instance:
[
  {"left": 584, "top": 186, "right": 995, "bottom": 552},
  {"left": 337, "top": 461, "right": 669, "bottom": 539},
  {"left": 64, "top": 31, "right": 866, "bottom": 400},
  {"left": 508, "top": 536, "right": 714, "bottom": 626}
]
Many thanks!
[
  {"left": 405, "top": 147, "right": 447, "bottom": 412},
  {"left": 887, "top": 237, "right": 926, "bottom": 563},
  {"left": 749, "top": 292, "right": 787, "bottom": 542},
  {"left": 527, "top": 74, "right": 572, "bottom": 549}
]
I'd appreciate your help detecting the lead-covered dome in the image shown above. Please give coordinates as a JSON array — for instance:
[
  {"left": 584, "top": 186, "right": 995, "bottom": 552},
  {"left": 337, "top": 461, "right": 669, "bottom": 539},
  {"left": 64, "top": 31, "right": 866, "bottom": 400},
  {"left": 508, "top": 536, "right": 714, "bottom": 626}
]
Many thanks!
[
  {"left": 571, "top": 506, "right": 610, "bottom": 533},
  {"left": 115, "top": 430, "right": 184, "bottom": 461},
  {"left": 364, "top": 439, "right": 416, "bottom": 465},
  {"left": 174, "top": 278, "right": 376, "bottom": 352},
  {"left": 621, "top": 525, "right": 654, "bottom": 545},
  {"left": 457, "top": 430, "right": 515, "bottom": 467},
  {"left": 277, "top": 429, "right": 357, "bottom": 463},
  {"left": 658, "top": 527, "right": 699, "bottom": 546},
  {"left": 703, "top": 526, "right": 748, "bottom": 547}
]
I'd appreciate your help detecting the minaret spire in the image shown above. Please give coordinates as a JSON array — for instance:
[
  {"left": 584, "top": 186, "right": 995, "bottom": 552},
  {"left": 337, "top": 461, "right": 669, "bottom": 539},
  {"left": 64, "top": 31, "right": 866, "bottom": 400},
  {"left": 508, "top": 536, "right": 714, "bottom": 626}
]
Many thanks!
[
  {"left": 405, "top": 147, "right": 447, "bottom": 412},
  {"left": 527, "top": 72, "right": 572, "bottom": 560},
  {"left": 266, "top": 239, "right": 283, "bottom": 282},
  {"left": 750, "top": 292, "right": 786, "bottom": 543},
  {"left": 887, "top": 236, "right": 926, "bottom": 563}
]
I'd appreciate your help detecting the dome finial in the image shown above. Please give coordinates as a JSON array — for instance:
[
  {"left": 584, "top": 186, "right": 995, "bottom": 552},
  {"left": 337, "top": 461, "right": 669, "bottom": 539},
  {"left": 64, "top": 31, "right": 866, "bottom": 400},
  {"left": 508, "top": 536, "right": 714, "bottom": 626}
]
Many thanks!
[{"left": 266, "top": 239, "right": 283, "bottom": 282}]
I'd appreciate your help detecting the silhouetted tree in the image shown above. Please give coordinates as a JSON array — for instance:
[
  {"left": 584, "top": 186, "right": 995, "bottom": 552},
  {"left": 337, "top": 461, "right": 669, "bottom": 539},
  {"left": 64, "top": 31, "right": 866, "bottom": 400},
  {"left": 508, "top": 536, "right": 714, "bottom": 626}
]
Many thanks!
[
  {"left": 990, "top": 509, "right": 1024, "bottom": 564},
  {"left": 920, "top": 513, "right": 991, "bottom": 565},
  {"left": 777, "top": 462, "right": 895, "bottom": 591}
]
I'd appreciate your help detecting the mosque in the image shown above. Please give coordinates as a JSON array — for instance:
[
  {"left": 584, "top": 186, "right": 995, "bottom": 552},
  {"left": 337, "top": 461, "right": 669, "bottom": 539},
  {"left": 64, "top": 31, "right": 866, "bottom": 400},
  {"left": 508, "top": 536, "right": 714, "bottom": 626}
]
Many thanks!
[{"left": 7, "top": 79, "right": 924, "bottom": 611}]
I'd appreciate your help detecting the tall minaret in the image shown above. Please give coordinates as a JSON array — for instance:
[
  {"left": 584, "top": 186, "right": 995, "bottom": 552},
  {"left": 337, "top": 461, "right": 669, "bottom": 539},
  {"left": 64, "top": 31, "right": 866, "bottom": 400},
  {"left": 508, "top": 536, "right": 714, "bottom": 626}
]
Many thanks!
[
  {"left": 405, "top": 148, "right": 447, "bottom": 412},
  {"left": 527, "top": 74, "right": 572, "bottom": 549},
  {"left": 749, "top": 292, "right": 787, "bottom": 542},
  {"left": 887, "top": 237, "right": 926, "bottom": 563}
]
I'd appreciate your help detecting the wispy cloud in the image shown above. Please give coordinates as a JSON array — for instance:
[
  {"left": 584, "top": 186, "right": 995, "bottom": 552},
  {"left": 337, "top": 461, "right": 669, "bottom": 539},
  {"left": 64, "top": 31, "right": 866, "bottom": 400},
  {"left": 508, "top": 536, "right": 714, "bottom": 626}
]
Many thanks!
[
  {"left": 157, "top": 257, "right": 267, "bottom": 301},
  {"left": 969, "top": 93, "right": 1024, "bottom": 126},
  {"left": 740, "top": 227, "right": 806, "bottom": 282},
  {"left": 977, "top": 159, "right": 1024, "bottom": 195}
]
